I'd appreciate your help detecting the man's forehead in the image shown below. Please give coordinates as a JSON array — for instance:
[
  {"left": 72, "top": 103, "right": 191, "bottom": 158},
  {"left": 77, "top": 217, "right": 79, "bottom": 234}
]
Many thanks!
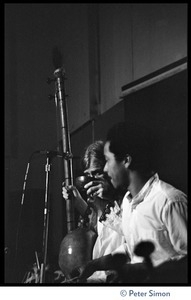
[
  {"left": 84, "top": 157, "right": 103, "bottom": 173},
  {"left": 104, "top": 141, "right": 111, "bottom": 154},
  {"left": 84, "top": 167, "right": 102, "bottom": 174}
]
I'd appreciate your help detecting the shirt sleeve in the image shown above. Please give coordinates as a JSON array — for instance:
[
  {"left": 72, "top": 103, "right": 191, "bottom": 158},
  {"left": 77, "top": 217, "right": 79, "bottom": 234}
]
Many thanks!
[
  {"left": 162, "top": 195, "right": 187, "bottom": 257},
  {"left": 110, "top": 243, "right": 130, "bottom": 256}
]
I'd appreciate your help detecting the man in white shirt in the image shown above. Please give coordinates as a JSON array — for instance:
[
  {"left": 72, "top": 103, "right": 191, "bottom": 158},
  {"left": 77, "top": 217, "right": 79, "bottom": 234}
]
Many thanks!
[{"left": 77, "top": 122, "right": 187, "bottom": 283}]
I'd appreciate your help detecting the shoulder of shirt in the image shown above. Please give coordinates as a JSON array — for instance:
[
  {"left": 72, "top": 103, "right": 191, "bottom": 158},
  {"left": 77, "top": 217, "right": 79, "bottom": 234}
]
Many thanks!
[{"left": 154, "top": 178, "right": 187, "bottom": 205}]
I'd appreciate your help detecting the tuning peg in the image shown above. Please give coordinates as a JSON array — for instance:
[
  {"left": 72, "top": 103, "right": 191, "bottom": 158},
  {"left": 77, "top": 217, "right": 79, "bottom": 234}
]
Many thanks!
[
  {"left": 134, "top": 241, "right": 155, "bottom": 257},
  {"left": 134, "top": 241, "right": 155, "bottom": 270}
]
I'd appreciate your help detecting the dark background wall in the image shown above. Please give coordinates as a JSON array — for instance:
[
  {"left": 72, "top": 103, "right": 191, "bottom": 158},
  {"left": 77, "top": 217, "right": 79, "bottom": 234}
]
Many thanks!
[{"left": 4, "top": 4, "right": 187, "bottom": 283}]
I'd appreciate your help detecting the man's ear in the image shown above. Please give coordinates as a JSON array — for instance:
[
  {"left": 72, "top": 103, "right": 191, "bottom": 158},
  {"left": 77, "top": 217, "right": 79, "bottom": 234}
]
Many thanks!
[{"left": 124, "top": 155, "right": 132, "bottom": 167}]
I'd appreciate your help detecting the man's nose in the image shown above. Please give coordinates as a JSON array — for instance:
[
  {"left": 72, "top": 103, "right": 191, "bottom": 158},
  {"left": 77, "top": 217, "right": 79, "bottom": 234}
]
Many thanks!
[{"left": 103, "top": 163, "right": 107, "bottom": 173}]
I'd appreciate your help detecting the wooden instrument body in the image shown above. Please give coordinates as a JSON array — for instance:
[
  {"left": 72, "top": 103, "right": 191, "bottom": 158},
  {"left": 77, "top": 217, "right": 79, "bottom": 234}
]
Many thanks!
[{"left": 59, "top": 228, "right": 97, "bottom": 279}]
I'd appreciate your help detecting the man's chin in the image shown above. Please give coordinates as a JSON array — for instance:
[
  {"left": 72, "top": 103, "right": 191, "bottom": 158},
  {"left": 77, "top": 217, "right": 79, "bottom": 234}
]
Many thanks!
[
  {"left": 110, "top": 179, "right": 115, "bottom": 187},
  {"left": 111, "top": 179, "right": 118, "bottom": 188}
]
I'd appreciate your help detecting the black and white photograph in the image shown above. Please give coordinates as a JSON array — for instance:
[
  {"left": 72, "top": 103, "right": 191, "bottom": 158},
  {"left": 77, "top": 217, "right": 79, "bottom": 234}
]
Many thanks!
[{"left": 4, "top": 2, "right": 188, "bottom": 298}]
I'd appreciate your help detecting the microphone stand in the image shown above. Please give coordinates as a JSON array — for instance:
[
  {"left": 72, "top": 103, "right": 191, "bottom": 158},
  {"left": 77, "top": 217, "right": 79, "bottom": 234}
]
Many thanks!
[{"left": 39, "top": 153, "right": 53, "bottom": 283}]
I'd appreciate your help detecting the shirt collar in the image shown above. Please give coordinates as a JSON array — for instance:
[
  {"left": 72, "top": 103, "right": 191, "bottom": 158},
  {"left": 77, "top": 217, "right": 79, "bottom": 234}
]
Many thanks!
[{"left": 126, "top": 173, "right": 159, "bottom": 209}]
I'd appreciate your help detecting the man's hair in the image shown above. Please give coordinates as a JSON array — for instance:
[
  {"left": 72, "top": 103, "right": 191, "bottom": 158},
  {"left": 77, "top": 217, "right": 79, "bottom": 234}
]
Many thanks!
[
  {"left": 82, "top": 140, "right": 105, "bottom": 170},
  {"left": 106, "top": 122, "right": 156, "bottom": 173}
]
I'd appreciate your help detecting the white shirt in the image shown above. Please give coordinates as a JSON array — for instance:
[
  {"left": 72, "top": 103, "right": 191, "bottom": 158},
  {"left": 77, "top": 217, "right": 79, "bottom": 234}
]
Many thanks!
[
  {"left": 88, "top": 202, "right": 125, "bottom": 282},
  {"left": 103, "top": 174, "right": 187, "bottom": 267}
]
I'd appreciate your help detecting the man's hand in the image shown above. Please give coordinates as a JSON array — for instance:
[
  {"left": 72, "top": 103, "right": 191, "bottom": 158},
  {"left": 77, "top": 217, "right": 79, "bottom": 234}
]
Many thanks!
[
  {"left": 62, "top": 184, "right": 83, "bottom": 201},
  {"left": 84, "top": 178, "right": 115, "bottom": 201},
  {"left": 62, "top": 183, "right": 88, "bottom": 216},
  {"left": 77, "top": 254, "right": 128, "bottom": 282},
  {"left": 77, "top": 261, "right": 97, "bottom": 282}
]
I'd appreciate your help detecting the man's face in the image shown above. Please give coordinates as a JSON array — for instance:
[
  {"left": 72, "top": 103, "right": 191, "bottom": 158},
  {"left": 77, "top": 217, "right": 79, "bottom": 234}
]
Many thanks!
[
  {"left": 84, "top": 156, "right": 104, "bottom": 179},
  {"left": 104, "top": 141, "right": 128, "bottom": 189}
]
